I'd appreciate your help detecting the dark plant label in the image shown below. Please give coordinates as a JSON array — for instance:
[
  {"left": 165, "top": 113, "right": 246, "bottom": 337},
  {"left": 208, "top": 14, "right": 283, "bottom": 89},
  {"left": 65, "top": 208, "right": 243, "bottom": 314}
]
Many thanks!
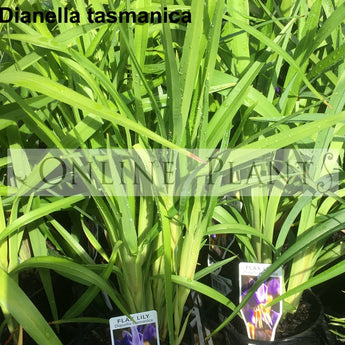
[
  {"left": 211, "top": 273, "right": 233, "bottom": 296},
  {"left": 109, "top": 310, "right": 160, "bottom": 345},
  {"left": 239, "top": 263, "right": 282, "bottom": 342}
]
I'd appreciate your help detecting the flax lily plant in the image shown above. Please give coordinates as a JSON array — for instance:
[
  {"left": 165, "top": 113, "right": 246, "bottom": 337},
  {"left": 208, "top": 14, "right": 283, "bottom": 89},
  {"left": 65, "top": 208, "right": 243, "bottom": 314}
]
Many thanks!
[
  {"left": 204, "top": 0, "right": 345, "bottom": 337},
  {"left": 1, "top": 0, "right": 345, "bottom": 344}
]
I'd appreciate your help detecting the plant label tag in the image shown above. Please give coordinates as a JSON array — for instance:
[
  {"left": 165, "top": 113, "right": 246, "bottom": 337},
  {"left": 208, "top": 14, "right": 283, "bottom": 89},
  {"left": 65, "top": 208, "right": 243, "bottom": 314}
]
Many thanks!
[
  {"left": 210, "top": 272, "right": 232, "bottom": 296},
  {"left": 239, "top": 262, "right": 282, "bottom": 342},
  {"left": 109, "top": 310, "right": 160, "bottom": 345}
]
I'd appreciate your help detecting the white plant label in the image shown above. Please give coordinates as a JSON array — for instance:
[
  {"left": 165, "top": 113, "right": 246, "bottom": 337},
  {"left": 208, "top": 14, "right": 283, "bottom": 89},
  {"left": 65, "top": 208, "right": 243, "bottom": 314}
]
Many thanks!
[
  {"left": 109, "top": 310, "right": 160, "bottom": 345},
  {"left": 239, "top": 262, "right": 283, "bottom": 342}
]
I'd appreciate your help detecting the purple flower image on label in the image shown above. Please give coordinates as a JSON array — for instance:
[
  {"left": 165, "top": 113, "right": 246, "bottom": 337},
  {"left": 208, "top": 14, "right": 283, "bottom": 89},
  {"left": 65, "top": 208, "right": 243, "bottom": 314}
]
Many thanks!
[
  {"left": 240, "top": 273, "right": 282, "bottom": 341},
  {"left": 143, "top": 323, "right": 156, "bottom": 341},
  {"left": 254, "top": 282, "right": 268, "bottom": 305},
  {"left": 113, "top": 324, "right": 157, "bottom": 345},
  {"left": 131, "top": 326, "right": 143, "bottom": 345},
  {"left": 267, "top": 277, "right": 280, "bottom": 295}
]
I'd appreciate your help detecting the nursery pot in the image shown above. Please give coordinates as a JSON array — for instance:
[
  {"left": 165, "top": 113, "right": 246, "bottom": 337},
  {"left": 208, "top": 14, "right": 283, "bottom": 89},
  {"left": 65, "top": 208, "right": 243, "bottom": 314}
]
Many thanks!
[
  {"left": 220, "top": 290, "right": 335, "bottom": 345},
  {"left": 199, "top": 290, "right": 335, "bottom": 345}
]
